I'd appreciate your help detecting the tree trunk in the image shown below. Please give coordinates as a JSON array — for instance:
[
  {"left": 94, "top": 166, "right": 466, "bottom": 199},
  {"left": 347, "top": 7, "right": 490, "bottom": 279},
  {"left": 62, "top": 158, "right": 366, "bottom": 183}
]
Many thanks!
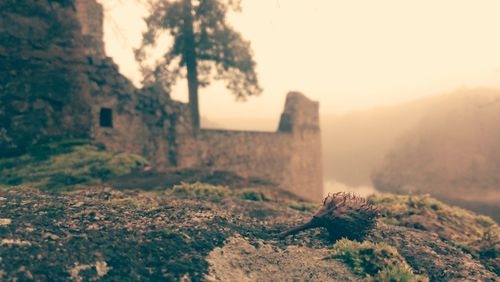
[{"left": 183, "top": 0, "right": 200, "bottom": 131}]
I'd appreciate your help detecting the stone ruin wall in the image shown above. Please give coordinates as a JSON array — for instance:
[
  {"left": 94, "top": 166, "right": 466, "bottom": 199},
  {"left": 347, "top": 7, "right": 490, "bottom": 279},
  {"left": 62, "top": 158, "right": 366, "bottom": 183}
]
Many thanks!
[
  {"left": 193, "top": 93, "right": 323, "bottom": 201},
  {"left": 74, "top": 0, "right": 191, "bottom": 169},
  {"left": 0, "top": 0, "right": 93, "bottom": 156},
  {"left": 0, "top": 0, "right": 324, "bottom": 201},
  {"left": 75, "top": 0, "right": 104, "bottom": 56},
  {"left": 279, "top": 93, "right": 324, "bottom": 201}
]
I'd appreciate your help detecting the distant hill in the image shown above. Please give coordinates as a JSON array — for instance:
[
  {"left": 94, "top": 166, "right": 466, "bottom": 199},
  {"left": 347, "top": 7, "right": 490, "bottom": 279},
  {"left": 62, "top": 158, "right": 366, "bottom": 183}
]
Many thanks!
[
  {"left": 321, "top": 93, "right": 447, "bottom": 186},
  {"left": 372, "top": 88, "right": 500, "bottom": 220}
]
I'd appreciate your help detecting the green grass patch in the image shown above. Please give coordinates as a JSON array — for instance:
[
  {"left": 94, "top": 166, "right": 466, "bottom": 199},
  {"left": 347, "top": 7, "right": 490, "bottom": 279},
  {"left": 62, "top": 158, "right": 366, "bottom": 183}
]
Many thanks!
[
  {"left": 167, "top": 182, "right": 232, "bottom": 201},
  {"left": 329, "top": 239, "right": 428, "bottom": 281},
  {"left": 0, "top": 139, "right": 149, "bottom": 192},
  {"left": 107, "top": 193, "right": 160, "bottom": 211},
  {"left": 287, "top": 201, "right": 318, "bottom": 212},
  {"left": 238, "top": 188, "right": 271, "bottom": 202},
  {"left": 166, "top": 183, "right": 276, "bottom": 203}
]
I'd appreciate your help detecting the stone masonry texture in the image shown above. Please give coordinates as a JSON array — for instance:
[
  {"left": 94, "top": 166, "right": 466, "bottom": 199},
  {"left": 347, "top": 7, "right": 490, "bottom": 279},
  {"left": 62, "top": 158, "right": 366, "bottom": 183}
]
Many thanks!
[{"left": 0, "top": 0, "right": 324, "bottom": 201}]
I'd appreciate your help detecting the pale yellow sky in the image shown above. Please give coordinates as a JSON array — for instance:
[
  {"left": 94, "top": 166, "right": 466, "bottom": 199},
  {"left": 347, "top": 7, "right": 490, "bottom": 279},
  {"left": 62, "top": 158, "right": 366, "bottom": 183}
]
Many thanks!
[{"left": 100, "top": 0, "right": 500, "bottom": 128}]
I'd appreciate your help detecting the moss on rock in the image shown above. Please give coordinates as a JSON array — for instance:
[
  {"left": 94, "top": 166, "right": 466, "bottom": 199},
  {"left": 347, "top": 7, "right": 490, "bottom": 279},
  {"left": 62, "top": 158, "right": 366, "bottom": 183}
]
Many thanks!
[
  {"left": 370, "top": 193, "right": 499, "bottom": 274},
  {"left": 329, "top": 239, "right": 428, "bottom": 281},
  {"left": 0, "top": 140, "right": 149, "bottom": 191}
]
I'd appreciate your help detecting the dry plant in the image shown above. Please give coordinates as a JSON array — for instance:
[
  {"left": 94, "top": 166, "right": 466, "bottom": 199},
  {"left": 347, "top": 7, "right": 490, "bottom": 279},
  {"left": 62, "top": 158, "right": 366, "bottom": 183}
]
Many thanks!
[{"left": 280, "top": 192, "right": 379, "bottom": 241}]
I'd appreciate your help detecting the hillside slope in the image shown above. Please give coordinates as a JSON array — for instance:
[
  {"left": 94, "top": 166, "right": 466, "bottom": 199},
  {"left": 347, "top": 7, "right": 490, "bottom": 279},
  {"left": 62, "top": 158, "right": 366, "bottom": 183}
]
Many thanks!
[
  {"left": 321, "top": 94, "right": 447, "bottom": 186},
  {"left": 372, "top": 88, "right": 500, "bottom": 221}
]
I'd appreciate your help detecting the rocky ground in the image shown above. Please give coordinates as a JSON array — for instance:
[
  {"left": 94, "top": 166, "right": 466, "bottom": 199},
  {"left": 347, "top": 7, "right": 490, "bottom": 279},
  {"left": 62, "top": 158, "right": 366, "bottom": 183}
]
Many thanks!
[
  {"left": 0, "top": 183, "right": 498, "bottom": 281},
  {"left": 0, "top": 141, "right": 498, "bottom": 281}
]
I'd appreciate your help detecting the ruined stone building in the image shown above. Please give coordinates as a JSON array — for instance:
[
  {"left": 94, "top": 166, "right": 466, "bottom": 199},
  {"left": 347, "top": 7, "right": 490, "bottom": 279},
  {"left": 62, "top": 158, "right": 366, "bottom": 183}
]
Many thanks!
[{"left": 0, "top": 0, "right": 323, "bottom": 201}]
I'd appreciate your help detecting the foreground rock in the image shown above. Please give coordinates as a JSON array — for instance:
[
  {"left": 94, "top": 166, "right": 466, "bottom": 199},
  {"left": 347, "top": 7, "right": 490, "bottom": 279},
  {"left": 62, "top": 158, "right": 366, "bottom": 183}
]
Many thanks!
[
  {"left": 0, "top": 186, "right": 497, "bottom": 281},
  {"left": 206, "top": 235, "right": 356, "bottom": 281}
]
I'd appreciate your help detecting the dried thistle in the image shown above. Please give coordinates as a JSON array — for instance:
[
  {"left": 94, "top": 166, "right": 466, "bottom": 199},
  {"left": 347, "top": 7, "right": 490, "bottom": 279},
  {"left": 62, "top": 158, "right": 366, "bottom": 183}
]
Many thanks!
[{"left": 279, "top": 192, "right": 379, "bottom": 241}]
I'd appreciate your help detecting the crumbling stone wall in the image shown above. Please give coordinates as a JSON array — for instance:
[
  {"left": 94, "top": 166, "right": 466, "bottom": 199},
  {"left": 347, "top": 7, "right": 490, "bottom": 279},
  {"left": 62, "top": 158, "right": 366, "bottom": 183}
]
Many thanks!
[
  {"left": 75, "top": 0, "right": 104, "bottom": 56},
  {"left": 197, "top": 130, "right": 292, "bottom": 181},
  {"left": 0, "top": 0, "right": 324, "bottom": 201},
  {"left": 0, "top": 0, "right": 92, "bottom": 156},
  {"left": 279, "top": 93, "right": 323, "bottom": 200},
  {"left": 195, "top": 92, "right": 323, "bottom": 201},
  {"left": 69, "top": 0, "right": 194, "bottom": 169},
  {"left": 86, "top": 58, "right": 191, "bottom": 169}
]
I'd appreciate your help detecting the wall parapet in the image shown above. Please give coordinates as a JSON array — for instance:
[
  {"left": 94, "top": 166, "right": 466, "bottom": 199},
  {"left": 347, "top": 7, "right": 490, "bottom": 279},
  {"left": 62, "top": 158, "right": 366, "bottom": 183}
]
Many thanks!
[{"left": 279, "top": 91, "right": 320, "bottom": 134}]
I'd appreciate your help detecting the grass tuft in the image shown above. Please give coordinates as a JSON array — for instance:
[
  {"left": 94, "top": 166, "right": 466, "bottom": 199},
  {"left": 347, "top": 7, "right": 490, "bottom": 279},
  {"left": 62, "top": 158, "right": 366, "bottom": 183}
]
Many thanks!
[
  {"left": 238, "top": 189, "right": 271, "bottom": 202},
  {"left": 329, "top": 239, "right": 428, "bottom": 281},
  {"left": 167, "top": 182, "right": 232, "bottom": 201},
  {"left": 166, "top": 183, "right": 276, "bottom": 203}
]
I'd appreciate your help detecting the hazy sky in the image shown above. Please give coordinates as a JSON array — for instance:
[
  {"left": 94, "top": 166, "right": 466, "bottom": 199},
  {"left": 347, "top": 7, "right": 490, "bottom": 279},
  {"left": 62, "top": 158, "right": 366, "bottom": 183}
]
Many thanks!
[{"left": 101, "top": 0, "right": 500, "bottom": 128}]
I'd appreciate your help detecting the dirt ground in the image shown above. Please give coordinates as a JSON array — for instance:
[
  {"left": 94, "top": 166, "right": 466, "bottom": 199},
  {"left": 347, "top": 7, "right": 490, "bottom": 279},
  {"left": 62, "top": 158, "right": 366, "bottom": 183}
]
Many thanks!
[{"left": 0, "top": 186, "right": 497, "bottom": 281}]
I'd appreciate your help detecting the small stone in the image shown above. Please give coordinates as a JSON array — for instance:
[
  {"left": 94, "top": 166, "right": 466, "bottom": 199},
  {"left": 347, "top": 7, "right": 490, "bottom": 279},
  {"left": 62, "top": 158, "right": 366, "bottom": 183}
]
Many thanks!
[
  {"left": 0, "top": 218, "right": 11, "bottom": 226},
  {"left": 95, "top": 261, "right": 109, "bottom": 277},
  {"left": 43, "top": 233, "right": 60, "bottom": 240},
  {"left": 87, "top": 223, "right": 100, "bottom": 231},
  {"left": 1, "top": 239, "right": 31, "bottom": 246},
  {"left": 70, "top": 264, "right": 93, "bottom": 282},
  {"left": 25, "top": 271, "right": 34, "bottom": 280}
]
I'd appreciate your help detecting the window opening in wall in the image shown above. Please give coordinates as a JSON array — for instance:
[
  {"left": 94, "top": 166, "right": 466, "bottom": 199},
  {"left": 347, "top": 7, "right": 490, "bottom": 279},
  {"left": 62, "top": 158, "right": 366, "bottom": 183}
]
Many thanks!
[{"left": 99, "top": 108, "right": 113, "bottom": 128}]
